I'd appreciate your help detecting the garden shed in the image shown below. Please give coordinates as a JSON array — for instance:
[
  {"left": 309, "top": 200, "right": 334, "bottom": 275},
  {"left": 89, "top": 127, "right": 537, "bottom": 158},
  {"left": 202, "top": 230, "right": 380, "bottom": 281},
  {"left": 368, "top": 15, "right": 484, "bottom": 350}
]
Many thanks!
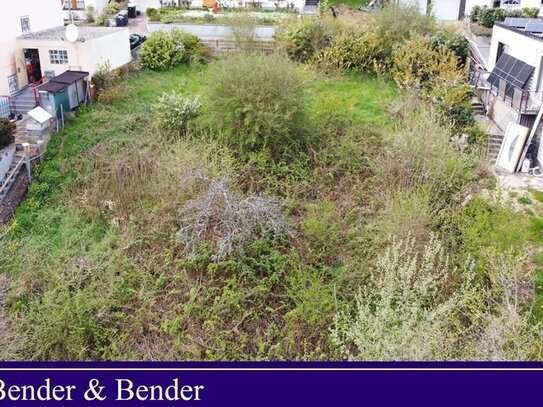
[{"left": 38, "top": 70, "right": 89, "bottom": 118}]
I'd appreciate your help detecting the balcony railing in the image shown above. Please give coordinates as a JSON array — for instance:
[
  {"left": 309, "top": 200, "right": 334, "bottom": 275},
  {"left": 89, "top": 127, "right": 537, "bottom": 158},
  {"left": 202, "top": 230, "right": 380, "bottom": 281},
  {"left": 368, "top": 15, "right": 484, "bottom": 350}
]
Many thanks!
[{"left": 490, "top": 77, "right": 543, "bottom": 114}]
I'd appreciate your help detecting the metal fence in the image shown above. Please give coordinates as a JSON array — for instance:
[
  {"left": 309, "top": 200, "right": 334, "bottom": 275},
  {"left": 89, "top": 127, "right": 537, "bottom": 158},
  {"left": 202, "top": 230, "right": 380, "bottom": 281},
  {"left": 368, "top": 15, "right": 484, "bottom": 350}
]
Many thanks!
[
  {"left": 490, "top": 76, "right": 543, "bottom": 114},
  {"left": 0, "top": 97, "right": 9, "bottom": 118}
]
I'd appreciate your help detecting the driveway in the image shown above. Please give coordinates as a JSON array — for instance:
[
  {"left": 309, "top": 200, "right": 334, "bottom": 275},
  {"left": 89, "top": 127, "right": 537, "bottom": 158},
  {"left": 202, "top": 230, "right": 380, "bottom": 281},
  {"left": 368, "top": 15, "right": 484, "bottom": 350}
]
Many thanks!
[{"left": 128, "top": 13, "right": 150, "bottom": 35}]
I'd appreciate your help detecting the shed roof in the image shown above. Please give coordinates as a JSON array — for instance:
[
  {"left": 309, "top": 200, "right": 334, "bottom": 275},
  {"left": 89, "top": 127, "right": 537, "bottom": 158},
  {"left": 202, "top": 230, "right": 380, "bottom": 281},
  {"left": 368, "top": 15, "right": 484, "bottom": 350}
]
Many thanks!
[
  {"left": 50, "top": 70, "right": 89, "bottom": 84},
  {"left": 40, "top": 81, "right": 67, "bottom": 93},
  {"left": 39, "top": 70, "right": 89, "bottom": 93}
]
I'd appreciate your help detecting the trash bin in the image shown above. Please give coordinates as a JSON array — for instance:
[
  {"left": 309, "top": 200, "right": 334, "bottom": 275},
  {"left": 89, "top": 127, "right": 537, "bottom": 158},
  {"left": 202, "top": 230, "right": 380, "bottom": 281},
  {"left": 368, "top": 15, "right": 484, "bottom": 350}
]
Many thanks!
[
  {"left": 127, "top": 3, "right": 137, "bottom": 18},
  {"left": 115, "top": 13, "right": 128, "bottom": 27}
]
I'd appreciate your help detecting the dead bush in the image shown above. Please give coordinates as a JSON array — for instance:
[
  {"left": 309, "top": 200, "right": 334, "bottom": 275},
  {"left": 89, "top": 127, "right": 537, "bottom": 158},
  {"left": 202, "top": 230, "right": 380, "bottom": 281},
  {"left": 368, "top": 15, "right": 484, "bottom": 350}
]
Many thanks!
[{"left": 176, "top": 175, "right": 295, "bottom": 260}]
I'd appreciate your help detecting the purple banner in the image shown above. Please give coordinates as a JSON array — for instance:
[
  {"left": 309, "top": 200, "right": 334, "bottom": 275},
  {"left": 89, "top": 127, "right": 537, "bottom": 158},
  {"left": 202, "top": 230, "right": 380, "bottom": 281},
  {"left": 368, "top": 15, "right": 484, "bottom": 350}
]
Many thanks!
[{"left": 0, "top": 363, "right": 541, "bottom": 406}]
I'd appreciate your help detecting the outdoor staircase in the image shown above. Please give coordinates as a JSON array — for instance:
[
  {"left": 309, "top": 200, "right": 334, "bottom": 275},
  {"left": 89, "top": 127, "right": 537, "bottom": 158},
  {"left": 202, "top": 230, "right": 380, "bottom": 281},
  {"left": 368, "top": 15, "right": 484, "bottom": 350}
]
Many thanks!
[
  {"left": 487, "top": 133, "right": 504, "bottom": 163},
  {"left": 9, "top": 87, "right": 38, "bottom": 116},
  {"left": 472, "top": 100, "right": 485, "bottom": 116}
]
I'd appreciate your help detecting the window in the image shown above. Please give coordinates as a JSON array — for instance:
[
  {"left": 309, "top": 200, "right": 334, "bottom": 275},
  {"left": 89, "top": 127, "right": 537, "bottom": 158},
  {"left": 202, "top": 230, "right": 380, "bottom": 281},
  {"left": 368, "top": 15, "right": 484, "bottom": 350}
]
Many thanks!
[
  {"left": 20, "top": 16, "right": 31, "bottom": 34},
  {"left": 63, "top": 0, "right": 85, "bottom": 10},
  {"left": 49, "top": 50, "right": 68, "bottom": 65}
]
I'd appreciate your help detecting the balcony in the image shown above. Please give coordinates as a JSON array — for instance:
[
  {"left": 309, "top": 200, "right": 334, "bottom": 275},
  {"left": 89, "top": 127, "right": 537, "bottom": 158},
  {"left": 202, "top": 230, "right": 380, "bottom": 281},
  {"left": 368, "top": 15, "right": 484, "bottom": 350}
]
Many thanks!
[{"left": 489, "top": 76, "right": 543, "bottom": 114}]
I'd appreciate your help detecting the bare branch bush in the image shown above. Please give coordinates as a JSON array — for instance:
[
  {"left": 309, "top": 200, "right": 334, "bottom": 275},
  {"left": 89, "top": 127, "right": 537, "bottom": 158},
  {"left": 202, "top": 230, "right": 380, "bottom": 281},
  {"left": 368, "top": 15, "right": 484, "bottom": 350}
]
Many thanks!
[{"left": 176, "top": 175, "right": 295, "bottom": 260}]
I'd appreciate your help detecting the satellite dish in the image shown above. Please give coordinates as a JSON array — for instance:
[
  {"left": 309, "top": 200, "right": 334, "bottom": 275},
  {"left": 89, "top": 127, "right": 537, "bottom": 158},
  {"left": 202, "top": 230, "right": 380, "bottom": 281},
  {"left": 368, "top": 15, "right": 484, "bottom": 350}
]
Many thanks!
[{"left": 65, "top": 24, "right": 79, "bottom": 42}]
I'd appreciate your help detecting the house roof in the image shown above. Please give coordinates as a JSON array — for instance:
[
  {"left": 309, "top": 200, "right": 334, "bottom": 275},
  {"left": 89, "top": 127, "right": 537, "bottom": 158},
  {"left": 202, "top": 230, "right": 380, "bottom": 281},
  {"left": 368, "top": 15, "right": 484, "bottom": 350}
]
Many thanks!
[
  {"left": 17, "top": 25, "right": 127, "bottom": 41},
  {"left": 39, "top": 70, "right": 89, "bottom": 93},
  {"left": 494, "top": 21, "right": 543, "bottom": 43}
]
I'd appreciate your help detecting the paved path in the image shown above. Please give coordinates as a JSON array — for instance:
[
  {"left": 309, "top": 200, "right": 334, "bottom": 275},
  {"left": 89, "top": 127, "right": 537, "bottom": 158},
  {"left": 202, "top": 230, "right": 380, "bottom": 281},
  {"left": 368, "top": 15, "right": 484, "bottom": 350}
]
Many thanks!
[{"left": 128, "top": 14, "right": 150, "bottom": 35}]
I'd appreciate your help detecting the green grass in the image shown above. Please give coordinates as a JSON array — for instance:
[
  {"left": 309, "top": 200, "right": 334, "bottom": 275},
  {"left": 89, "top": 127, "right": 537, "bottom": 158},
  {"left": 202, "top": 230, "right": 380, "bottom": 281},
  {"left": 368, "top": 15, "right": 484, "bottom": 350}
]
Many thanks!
[
  {"left": 329, "top": 0, "right": 368, "bottom": 8},
  {"left": 518, "top": 196, "right": 532, "bottom": 205},
  {"left": 309, "top": 73, "right": 398, "bottom": 128},
  {"left": 533, "top": 252, "right": 543, "bottom": 320},
  {"left": 530, "top": 188, "right": 543, "bottom": 203}
]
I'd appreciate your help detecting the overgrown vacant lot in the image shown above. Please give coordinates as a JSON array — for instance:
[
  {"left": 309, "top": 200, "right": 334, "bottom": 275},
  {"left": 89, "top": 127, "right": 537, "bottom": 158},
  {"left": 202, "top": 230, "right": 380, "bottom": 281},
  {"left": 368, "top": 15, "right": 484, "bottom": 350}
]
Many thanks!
[
  {"left": 0, "top": 65, "right": 401, "bottom": 360},
  {"left": 1, "top": 7, "right": 543, "bottom": 360}
]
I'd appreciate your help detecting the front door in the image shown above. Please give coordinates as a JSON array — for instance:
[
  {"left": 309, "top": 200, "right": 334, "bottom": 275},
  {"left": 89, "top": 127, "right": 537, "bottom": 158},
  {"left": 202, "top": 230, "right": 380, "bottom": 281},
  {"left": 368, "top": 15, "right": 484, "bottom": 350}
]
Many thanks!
[{"left": 15, "top": 48, "right": 29, "bottom": 90}]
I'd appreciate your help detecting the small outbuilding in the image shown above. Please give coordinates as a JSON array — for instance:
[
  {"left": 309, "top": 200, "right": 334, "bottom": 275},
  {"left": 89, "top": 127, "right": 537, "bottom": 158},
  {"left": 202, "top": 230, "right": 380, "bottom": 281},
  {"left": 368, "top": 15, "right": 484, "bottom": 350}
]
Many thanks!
[{"left": 38, "top": 70, "right": 89, "bottom": 119}]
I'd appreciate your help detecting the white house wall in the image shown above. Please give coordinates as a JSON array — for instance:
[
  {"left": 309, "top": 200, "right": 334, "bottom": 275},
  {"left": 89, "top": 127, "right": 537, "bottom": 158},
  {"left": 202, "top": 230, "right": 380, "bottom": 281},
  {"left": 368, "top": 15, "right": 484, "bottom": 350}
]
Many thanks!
[
  {"left": 488, "top": 25, "right": 543, "bottom": 92},
  {"left": 134, "top": 0, "right": 163, "bottom": 11},
  {"left": 78, "top": 28, "right": 131, "bottom": 75},
  {"left": 399, "top": 0, "right": 428, "bottom": 15},
  {"left": 15, "top": 38, "right": 80, "bottom": 78},
  {"left": 0, "top": 0, "right": 63, "bottom": 95},
  {"left": 16, "top": 28, "right": 131, "bottom": 79},
  {"left": 431, "top": 0, "right": 462, "bottom": 20},
  {"left": 399, "top": 0, "right": 464, "bottom": 20}
]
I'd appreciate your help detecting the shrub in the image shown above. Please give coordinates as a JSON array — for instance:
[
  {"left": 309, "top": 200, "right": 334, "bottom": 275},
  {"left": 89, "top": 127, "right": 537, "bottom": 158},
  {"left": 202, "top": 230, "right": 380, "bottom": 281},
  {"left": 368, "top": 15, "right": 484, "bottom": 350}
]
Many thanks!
[
  {"left": 105, "top": 2, "right": 122, "bottom": 15},
  {"left": 373, "top": 105, "right": 472, "bottom": 198},
  {"left": 429, "top": 82, "right": 474, "bottom": 129},
  {"left": 224, "top": 13, "right": 258, "bottom": 51},
  {"left": 85, "top": 5, "right": 95, "bottom": 23},
  {"left": 392, "top": 35, "right": 462, "bottom": 93},
  {"left": 331, "top": 236, "right": 474, "bottom": 360},
  {"left": 146, "top": 7, "right": 158, "bottom": 20},
  {"left": 139, "top": 30, "right": 185, "bottom": 70},
  {"left": 176, "top": 175, "right": 294, "bottom": 260},
  {"left": 170, "top": 31, "right": 211, "bottom": 64},
  {"left": 430, "top": 31, "right": 469, "bottom": 66},
  {"left": 473, "top": 251, "right": 543, "bottom": 360},
  {"left": 477, "top": 7, "right": 509, "bottom": 28},
  {"left": 91, "top": 61, "right": 112, "bottom": 92},
  {"left": 313, "top": 30, "right": 385, "bottom": 74},
  {"left": 477, "top": 7, "right": 495, "bottom": 27},
  {"left": 370, "top": 3, "right": 436, "bottom": 60},
  {"left": 95, "top": 13, "right": 108, "bottom": 26},
  {"left": 506, "top": 8, "right": 523, "bottom": 18},
  {"left": 152, "top": 92, "right": 201, "bottom": 135},
  {"left": 275, "top": 17, "right": 335, "bottom": 63},
  {"left": 493, "top": 7, "right": 506, "bottom": 23},
  {"left": 470, "top": 5, "right": 481, "bottom": 22},
  {"left": 522, "top": 7, "right": 539, "bottom": 18},
  {"left": 0, "top": 118, "right": 13, "bottom": 149},
  {"left": 204, "top": 53, "right": 308, "bottom": 159}
]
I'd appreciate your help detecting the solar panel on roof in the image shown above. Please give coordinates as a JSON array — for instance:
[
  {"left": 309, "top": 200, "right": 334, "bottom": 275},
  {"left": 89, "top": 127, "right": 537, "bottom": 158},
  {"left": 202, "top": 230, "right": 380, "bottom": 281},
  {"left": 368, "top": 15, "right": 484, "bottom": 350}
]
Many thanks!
[
  {"left": 525, "top": 20, "right": 543, "bottom": 33},
  {"left": 487, "top": 53, "right": 534, "bottom": 95},
  {"left": 503, "top": 17, "right": 531, "bottom": 28}
]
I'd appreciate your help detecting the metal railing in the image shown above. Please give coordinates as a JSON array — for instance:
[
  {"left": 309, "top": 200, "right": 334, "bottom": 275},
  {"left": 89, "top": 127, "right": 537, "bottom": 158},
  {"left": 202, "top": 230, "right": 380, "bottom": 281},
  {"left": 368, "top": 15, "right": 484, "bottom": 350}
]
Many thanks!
[
  {"left": 490, "top": 77, "right": 543, "bottom": 114},
  {"left": 30, "top": 77, "right": 45, "bottom": 106},
  {"left": 0, "top": 155, "right": 31, "bottom": 203}
]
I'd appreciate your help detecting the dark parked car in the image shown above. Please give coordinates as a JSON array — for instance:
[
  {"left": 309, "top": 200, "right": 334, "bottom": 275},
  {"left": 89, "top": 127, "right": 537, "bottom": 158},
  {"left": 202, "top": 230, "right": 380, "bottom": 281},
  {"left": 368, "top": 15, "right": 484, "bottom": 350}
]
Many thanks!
[{"left": 130, "top": 33, "right": 147, "bottom": 50}]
